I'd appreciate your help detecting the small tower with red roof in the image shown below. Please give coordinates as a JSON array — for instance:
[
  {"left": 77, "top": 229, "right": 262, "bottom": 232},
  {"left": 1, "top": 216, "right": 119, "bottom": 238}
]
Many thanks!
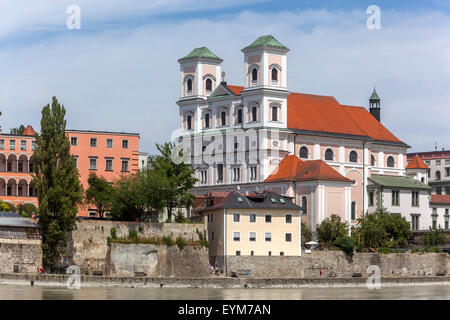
[{"left": 406, "top": 155, "right": 429, "bottom": 184}]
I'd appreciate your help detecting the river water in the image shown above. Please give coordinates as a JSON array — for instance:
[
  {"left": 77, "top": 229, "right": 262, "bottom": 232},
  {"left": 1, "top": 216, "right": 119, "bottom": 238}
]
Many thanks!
[{"left": 0, "top": 284, "right": 449, "bottom": 300}]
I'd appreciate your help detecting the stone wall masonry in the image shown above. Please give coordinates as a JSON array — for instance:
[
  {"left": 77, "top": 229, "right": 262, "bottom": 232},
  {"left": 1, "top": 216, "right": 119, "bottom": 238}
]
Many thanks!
[
  {"left": 0, "top": 242, "right": 42, "bottom": 274},
  {"left": 226, "top": 251, "right": 449, "bottom": 278},
  {"left": 57, "top": 220, "right": 206, "bottom": 275},
  {"left": 106, "top": 243, "right": 210, "bottom": 277}
]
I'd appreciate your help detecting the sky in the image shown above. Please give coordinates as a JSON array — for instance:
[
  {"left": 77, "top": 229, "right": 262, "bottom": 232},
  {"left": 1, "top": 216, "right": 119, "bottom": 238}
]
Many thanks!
[{"left": 0, "top": 0, "right": 449, "bottom": 154}]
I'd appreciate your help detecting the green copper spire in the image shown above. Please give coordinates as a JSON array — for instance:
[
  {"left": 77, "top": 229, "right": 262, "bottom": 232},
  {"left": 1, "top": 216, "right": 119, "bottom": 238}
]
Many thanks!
[
  {"left": 178, "top": 47, "right": 223, "bottom": 62},
  {"left": 370, "top": 88, "right": 380, "bottom": 101},
  {"left": 242, "top": 35, "right": 289, "bottom": 51}
]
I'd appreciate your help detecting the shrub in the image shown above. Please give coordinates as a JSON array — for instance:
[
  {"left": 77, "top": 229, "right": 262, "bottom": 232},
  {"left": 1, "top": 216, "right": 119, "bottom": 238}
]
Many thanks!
[
  {"left": 0, "top": 201, "right": 9, "bottom": 212},
  {"left": 110, "top": 227, "right": 117, "bottom": 239},
  {"left": 3, "top": 202, "right": 16, "bottom": 213},
  {"left": 422, "top": 227, "right": 445, "bottom": 247},
  {"left": 174, "top": 211, "right": 186, "bottom": 223},
  {"left": 333, "top": 236, "right": 356, "bottom": 257},
  {"left": 196, "top": 228, "right": 208, "bottom": 248},
  {"left": 17, "top": 203, "right": 39, "bottom": 218},
  {"left": 176, "top": 236, "right": 186, "bottom": 250},
  {"left": 316, "top": 214, "right": 348, "bottom": 244},
  {"left": 301, "top": 222, "right": 313, "bottom": 244},
  {"left": 128, "top": 229, "right": 138, "bottom": 242},
  {"left": 162, "top": 233, "right": 175, "bottom": 246},
  {"left": 106, "top": 236, "right": 111, "bottom": 245},
  {"left": 138, "top": 225, "right": 143, "bottom": 233}
]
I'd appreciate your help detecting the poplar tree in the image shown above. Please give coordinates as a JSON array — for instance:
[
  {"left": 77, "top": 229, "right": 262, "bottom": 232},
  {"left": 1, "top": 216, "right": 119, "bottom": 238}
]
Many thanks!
[{"left": 33, "top": 97, "right": 83, "bottom": 270}]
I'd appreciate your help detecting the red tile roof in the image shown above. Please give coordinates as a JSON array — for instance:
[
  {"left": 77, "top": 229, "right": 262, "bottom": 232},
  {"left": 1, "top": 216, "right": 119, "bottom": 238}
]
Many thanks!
[
  {"left": 406, "top": 155, "right": 429, "bottom": 170},
  {"left": 431, "top": 195, "right": 450, "bottom": 205},
  {"left": 265, "top": 155, "right": 353, "bottom": 183},
  {"left": 227, "top": 85, "right": 244, "bottom": 95},
  {"left": 22, "top": 125, "right": 35, "bottom": 136}
]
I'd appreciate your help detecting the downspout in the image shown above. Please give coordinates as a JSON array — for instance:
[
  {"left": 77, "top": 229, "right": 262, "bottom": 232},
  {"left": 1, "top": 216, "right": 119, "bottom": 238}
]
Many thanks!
[{"left": 363, "top": 140, "right": 367, "bottom": 217}]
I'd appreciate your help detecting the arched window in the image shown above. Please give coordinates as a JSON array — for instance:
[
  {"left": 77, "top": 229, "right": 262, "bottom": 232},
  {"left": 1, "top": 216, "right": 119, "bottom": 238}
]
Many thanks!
[
  {"left": 299, "top": 146, "right": 309, "bottom": 159},
  {"left": 271, "top": 68, "right": 278, "bottom": 82},
  {"left": 251, "top": 106, "right": 257, "bottom": 122},
  {"left": 221, "top": 110, "right": 226, "bottom": 126},
  {"left": 205, "top": 78, "right": 212, "bottom": 92},
  {"left": 236, "top": 108, "right": 243, "bottom": 124},
  {"left": 349, "top": 151, "right": 358, "bottom": 163},
  {"left": 436, "top": 171, "right": 441, "bottom": 180},
  {"left": 387, "top": 156, "right": 395, "bottom": 168},
  {"left": 371, "top": 155, "right": 376, "bottom": 166},
  {"left": 271, "top": 106, "right": 278, "bottom": 121},
  {"left": 204, "top": 113, "right": 210, "bottom": 128},
  {"left": 186, "top": 78, "right": 192, "bottom": 93},
  {"left": 186, "top": 115, "right": 192, "bottom": 130},
  {"left": 351, "top": 202, "right": 356, "bottom": 220},
  {"left": 251, "top": 68, "right": 258, "bottom": 83},
  {"left": 301, "top": 196, "right": 307, "bottom": 215},
  {"left": 325, "top": 148, "right": 334, "bottom": 161}
]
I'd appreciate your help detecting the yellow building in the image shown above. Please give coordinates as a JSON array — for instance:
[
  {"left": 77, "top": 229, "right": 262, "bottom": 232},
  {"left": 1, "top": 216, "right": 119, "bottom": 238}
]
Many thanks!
[{"left": 194, "top": 190, "right": 302, "bottom": 270}]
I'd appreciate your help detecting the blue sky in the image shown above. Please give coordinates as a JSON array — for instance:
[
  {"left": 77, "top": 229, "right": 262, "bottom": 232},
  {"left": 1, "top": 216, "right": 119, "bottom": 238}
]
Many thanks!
[{"left": 0, "top": 0, "right": 449, "bottom": 154}]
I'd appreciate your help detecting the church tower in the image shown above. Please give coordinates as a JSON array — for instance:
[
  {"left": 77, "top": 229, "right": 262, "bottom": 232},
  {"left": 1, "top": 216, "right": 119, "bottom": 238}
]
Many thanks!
[{"left": 369, "top": 88, "right": 381, "bottom": 122}]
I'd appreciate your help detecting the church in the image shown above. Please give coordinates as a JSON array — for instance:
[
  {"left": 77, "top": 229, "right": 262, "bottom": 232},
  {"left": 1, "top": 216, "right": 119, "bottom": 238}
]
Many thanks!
[{"left": 176, "top": 35, "right": 430, "bottom": 231}]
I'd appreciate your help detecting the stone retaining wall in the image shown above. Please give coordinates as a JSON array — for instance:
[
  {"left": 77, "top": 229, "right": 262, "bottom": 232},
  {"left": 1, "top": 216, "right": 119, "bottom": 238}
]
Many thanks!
[
  {"left": 0, "top": 242, "right": 42, "bottom": 274},
  {"left": 226, "top": 251, "right": 449, "bottom": 278}
]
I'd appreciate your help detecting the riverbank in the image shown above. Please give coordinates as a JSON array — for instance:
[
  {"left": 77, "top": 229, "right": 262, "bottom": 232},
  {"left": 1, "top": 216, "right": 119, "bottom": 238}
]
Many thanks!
[{"left": 1, "top": 273, "right": 450, "bottom": 289}]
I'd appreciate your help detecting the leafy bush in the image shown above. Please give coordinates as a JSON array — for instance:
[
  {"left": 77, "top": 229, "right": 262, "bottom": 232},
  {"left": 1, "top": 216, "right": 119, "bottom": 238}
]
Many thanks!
[
  {"left": 128, "top": 229, "right": 138, "bottom": 242},
  {"left": 301, "top": 222, "right": 313, "bottom": 244},
  {"left": 174, "top": 211, "right": 187, "bottom": 223},
  {"left": 422, "top": 227, "right": 445, "bottom": 247},
  {"left": 196, "top": 228, "right": 208, "bottom": 248},
  {"left": 316, "top": 214, "right": 348, "bottom": 244},
  {"left": 162, "top": 233, "right": 175, "bottom": 246},
  {"left": 3, "top": 202, "right": 16, "bottom": 213},
  {"left": 176, "top": 236, "right": 186, "bottom": 250},
  {"left": 0, "top": 201, "right": 9, "bottom": 212},
  {"left": 333, "top": 236, "right": 356, "bottom": 256},
  {"left": 106, "top": 236, "right": 111, "bottom": 245},
  {"left": 17, "top": 203, "right": 39, "bottom": 218},
  {"left": 110, "top": 227, "right": 117, "bottom": 239}
]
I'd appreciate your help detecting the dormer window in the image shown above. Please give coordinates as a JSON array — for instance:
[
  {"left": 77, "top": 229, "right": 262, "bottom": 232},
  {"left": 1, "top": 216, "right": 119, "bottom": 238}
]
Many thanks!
[
  {"left": 205, "top": 78, "right": 212, "bottom": 92},
  {"left": 186, "top": 78, "right": 193, "bottom": 94}
]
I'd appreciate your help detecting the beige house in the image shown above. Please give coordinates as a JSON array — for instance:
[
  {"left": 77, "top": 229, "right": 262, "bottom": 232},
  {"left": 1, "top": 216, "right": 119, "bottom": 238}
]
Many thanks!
[{"left": 194, "top": 190, "right": 302, "bottom": 272}]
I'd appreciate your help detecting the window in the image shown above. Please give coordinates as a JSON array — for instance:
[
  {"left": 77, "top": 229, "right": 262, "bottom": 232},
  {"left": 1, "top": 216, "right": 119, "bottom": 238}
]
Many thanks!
[
  {"left": 233, "top": 213, "right": 240, "bottom": 222},
  {"left": 249, "top": 232, "right": 256, "bottom": 242},
  {"left": 325, "top": 149, "right": 333, "bottom": 161},
  {"left": 105, "top": 158, "right": 113, "bottom": 171},
  {"left": 210, "top": 214, "right": 213, "bottom": 222},
  {"left": 371, "top": 155, "right": 376, "bottom": 166},
  {"left": 186, "top": 115, "right": 192, "bottom": 130},
  {"left": 211, "top": 232, "right": 214, "bottom": 240},
  {"left": 387, "top": 156, "right": 395, "bottom": 168},
  {"left": 265, "top": 232, "right": 272, "bottom": 242},
  {"left": 204, "top": 113, "right": 210, "bottom": 128},
  {"left": 285, "top": 233, "right": 292, "bottom": 242},
  {"left": 70, "top": 137, "right": 77, "bottom": 146},
  {"left": 90, "top": 138, "right": 97, "bottom": 147},
  {"left": 233, "top": 232, "right": 240, "bottom": 242},
  {"left": 301, "top": 196, "right": 307, "bottom": 215},
  {"left": 436, "top": 187, "right": 442, "bottom": 195},
  {"left": 445, "top": 214, "right": 449, "bottom": 229},
  {"left": 10, "top": 140, "right": 15, "bottom": 150},
  {"left": 88, "top": 210, "right": 97, "bottom": 217},
  {"left": 205, "top": 78, "right": 212, "bottom": 92},
  {"left": 411, "top": 214, "right": 420, "bottom": 231},
  {"left": 271, "top": 106, "right": 278, "bottom": 121},
  {"left": 265, "top": 214, "right": 272, "bottom": 223},
  {"left": 249, "top": 213, "right": 256, "bottom": 223},
  {"left": 187, "top": 78, "right": 192, "bottom": 93},
  {"left": 392, "top": 190, "right": 400, "bottom": 206},
  {"left": 446, "top": 168, "right": 450, "bottom": 177},
  {"left": 436, "top": 171, "right": 441, "bottom": 180},
  {"left": 280, "top": 252, "right": 284, "bottom": 256},
  {"left": 351, "top": 202, "right": 356, "bottom": 220},
  {"left": 122, "top": 140, "right": 129, "bottom": 149},
  {"left": 250, "top": 166, "right": 257, "bottom": 181},
  {"left": 31, "top": 141, "right": 36, "bottom": 151},
  {"left": 232, "top": 167, "right": 240, "bottom": 182},
  {"left": 411, "top": 191, "right": 419, "bottom": 207},
  {"left": 0, "top": 139, "right": 4, "bottom": 149},
  {"left": 446, "top": 159, "right": 450, "bottom": 165},
  {"left": 369, "top": 192, "right": 374, "bottom": 206},
  {"left": 251, "top": 251, "right": 254, "bottom": 256},
  {"left": 271, "top": 68, "right": 278, "bottom": 82},
  {"left": 436, "top": 160, "right": 441, "bottom": 165},
  {"left": 72, "top": 156, "right": 78, "bottom": 169},
  {"left": 89, "top": 157, "right": 97, "bottom": 170},
  {"left": 106, "top": 138, "right": 113, "bottom": 148},
  {"left": 21, "top": 140, "right": 26, "bottom": 151},
  {"left": 285, "top": 214, "right": 292, "bottom": 224},
  {"left": 299, "top": 146, "right": 308, "bottom": 159},
  {"left": 251, "top": 106, "right": 257, "bottom": 122},
  {"left": 425, "top": 160, "right": 430, "bottom": 165},
  {"left": 220, "top": 111, "right": 226, "bottom": 126},
  {"left": 349, "top": 151, "right": 358, "bottom": 163},
  {"left": 121, "top": 159, "right": 129, "bottom": 172},
  {"left": 236, "top": 109, "right": 243, "bottom": 124},
  {"left": 251, "top": 68, "right": 258, "bottom": 83},
  {"left": 217, "top": 164, "right": 224, "bottom": 183},
  {"left": 236, "top": 251, "right": 241, "bottom": 256},
  {"left": 200, "top": 170, "right": 207, "bottom": 184}
]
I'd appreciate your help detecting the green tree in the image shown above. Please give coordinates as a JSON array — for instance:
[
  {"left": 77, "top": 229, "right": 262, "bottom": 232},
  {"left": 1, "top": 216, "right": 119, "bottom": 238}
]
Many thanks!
[
  {"left": 33, "top": 96, "right": 84, "bottom": 269},
  {"left": 109, "top": 169, "right": 166, "bottom": 221},
  {"left": 10, "top": 124, "right": 25, "bottom": 135},
  {"left": 316, "top": 214, "right": 348, "bottom": 244},
  {"left": 422, "top": 227, "right": 445, "bottom": 247},
  {"left": 149, "top": 142, "right": 197, "bottom": 222},
  {"left": 85, "top": 172, "right": 114, "bottom": 219},
  {"left": 334, "top": 236, "right": 356, "bottom": 257},
  {"left": 17, "top": 203, "right": 39, "bottom": 217},
  {"left": 301, "top": 222, "right": 313, "bottom": 244}
]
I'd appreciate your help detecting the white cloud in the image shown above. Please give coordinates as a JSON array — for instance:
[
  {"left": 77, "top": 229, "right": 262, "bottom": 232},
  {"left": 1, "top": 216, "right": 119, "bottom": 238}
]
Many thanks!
[{"left": 0, "top": 6, "right": 449, "bottom": 153}]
